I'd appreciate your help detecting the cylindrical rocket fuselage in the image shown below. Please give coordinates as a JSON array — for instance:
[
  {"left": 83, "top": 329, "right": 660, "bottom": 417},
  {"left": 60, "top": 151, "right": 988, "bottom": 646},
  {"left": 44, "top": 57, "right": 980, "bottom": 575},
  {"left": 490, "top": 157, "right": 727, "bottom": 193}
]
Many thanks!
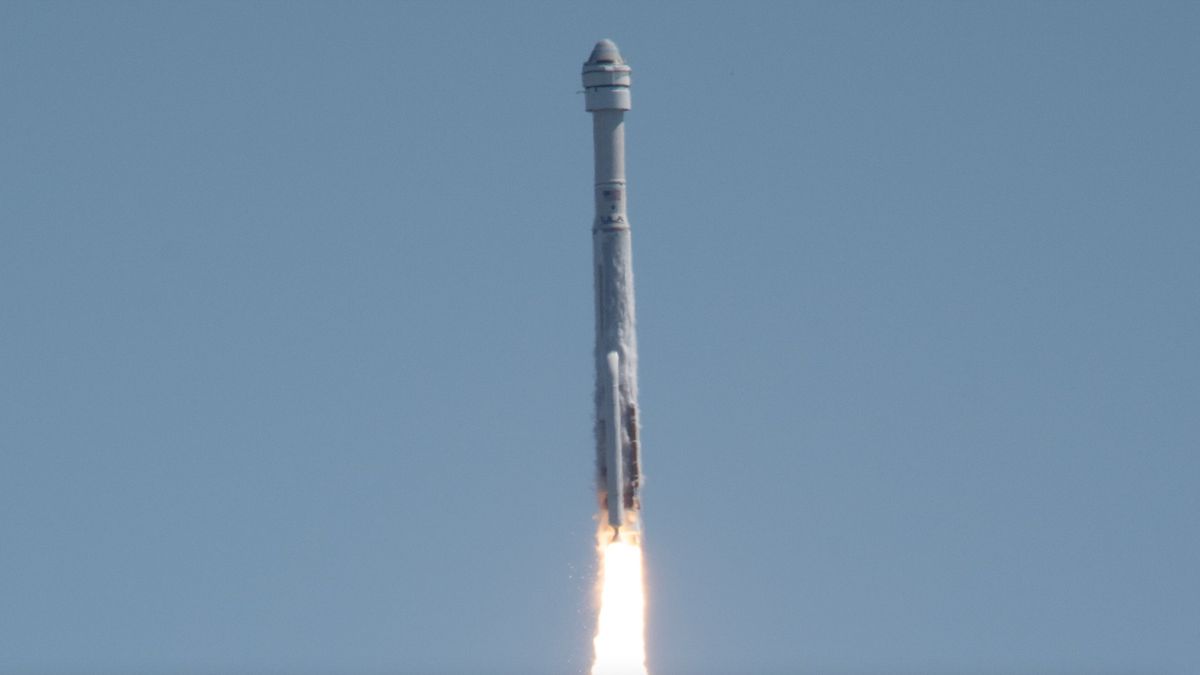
[{"left": 584, "top": 40, "right": 641, "bottom": 534}]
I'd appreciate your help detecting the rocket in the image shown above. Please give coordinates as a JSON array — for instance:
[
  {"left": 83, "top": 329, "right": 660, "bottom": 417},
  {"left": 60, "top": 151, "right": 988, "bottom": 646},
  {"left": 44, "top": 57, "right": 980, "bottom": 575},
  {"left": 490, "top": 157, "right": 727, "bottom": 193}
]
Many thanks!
[{"left": 584, "top": 40, "right": 641, "bottom": 541}]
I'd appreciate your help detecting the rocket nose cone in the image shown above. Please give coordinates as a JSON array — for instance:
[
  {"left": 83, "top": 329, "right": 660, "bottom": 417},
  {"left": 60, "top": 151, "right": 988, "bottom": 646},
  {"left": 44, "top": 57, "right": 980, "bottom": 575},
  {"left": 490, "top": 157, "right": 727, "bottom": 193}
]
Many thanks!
[{"left": 587, "top": 39, "right": 624, "bottom": 65}]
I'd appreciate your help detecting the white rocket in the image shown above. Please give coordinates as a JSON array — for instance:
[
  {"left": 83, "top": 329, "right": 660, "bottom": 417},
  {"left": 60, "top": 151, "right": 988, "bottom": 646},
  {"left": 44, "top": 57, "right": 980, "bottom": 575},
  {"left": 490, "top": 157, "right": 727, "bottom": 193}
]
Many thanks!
[{"left": 584, "top": 40, "right": 641, "bottom": 540}]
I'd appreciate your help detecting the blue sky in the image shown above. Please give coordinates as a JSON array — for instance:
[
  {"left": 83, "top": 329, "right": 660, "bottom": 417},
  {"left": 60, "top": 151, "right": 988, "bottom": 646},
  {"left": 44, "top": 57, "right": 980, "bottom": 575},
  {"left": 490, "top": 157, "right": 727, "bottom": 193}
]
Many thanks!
[{"left": 2, "top": 2, "right": 1197, "bottom": 673}]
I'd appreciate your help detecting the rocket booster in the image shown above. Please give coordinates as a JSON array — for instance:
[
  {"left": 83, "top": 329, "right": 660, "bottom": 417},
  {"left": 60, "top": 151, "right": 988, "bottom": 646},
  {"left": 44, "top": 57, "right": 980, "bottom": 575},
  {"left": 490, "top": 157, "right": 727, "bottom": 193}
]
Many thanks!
[{"left": 584, "top": 40, "right": 641, "bottom": 540}]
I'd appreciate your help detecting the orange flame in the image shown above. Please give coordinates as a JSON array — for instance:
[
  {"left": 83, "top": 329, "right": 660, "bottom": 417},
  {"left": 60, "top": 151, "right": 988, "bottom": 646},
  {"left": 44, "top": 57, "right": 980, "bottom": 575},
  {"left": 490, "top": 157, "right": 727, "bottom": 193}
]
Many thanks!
[{"left": 591, "top": 529, "right": 648, "bottom": 675}]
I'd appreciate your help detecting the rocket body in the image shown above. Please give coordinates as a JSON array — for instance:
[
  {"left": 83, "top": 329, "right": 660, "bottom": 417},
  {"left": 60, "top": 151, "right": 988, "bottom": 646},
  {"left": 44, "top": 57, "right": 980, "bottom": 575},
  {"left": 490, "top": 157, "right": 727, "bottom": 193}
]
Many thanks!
[{"left": 584, "top": 40, "right": 641, "bottom": 538}]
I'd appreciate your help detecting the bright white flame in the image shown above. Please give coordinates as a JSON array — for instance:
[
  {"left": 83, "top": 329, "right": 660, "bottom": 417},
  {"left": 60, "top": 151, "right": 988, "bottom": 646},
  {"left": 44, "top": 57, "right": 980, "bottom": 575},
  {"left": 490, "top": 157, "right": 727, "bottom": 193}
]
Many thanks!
[{"left": 591, "top": 532, "right": 648, "bottom": 675}]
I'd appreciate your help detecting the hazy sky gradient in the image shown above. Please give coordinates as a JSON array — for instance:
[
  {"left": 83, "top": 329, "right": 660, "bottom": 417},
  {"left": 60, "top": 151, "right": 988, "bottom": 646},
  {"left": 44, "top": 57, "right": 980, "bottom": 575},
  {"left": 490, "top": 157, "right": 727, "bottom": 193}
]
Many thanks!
[{"left": 2, "top": 2, "right": 1198, "bottom": 673}]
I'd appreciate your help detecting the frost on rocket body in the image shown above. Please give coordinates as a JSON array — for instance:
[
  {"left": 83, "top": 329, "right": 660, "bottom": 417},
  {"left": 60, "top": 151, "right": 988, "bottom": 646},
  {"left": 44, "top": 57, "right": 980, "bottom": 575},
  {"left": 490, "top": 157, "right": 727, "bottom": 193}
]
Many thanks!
[{"left": 593, "top": 225, "right": 641, "bottom": 517}]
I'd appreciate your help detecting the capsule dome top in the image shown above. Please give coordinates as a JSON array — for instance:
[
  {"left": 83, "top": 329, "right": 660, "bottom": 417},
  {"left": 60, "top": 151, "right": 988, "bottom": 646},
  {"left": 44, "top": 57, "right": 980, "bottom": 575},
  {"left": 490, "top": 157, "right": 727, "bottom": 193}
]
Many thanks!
[{"left": 587, "top": 39, "right": 624, "bottom": 65}]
